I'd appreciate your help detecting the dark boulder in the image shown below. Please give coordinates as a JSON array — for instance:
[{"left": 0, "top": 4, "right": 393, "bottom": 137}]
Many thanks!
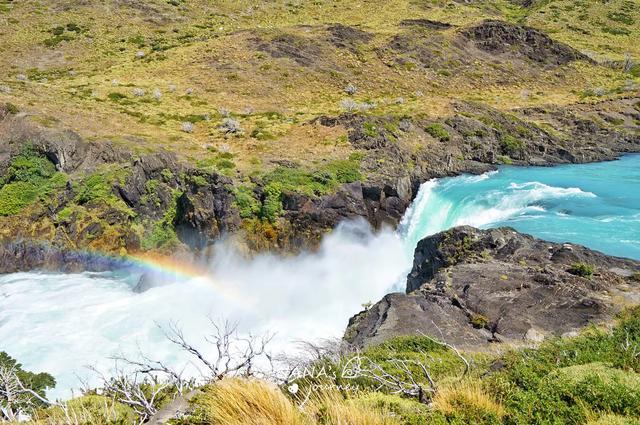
[
  {"left": 345, "top": 226, "right": 640, "bottom": 349},
  {"left": 173, "top": 174, "right": 241, "bottom": 250}
]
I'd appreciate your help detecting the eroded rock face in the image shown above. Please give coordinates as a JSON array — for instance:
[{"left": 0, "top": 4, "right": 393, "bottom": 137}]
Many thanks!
[
  {"left": 174, "top": 174, "right": 241, "bottom": 250},
  {"left": 0, "top": 113, "right": 129, "bottom": 173},
  {"left": 1, "top": 95, "right": 639, "bottom": 265},
  {"left": 0, "top": 240, "right": 126, "bottom": 273},
  {"left": 461, "top": 20, "right": 591, "bottom": 65},
  {"left": 345, "top": 226, "right": 640, "bottom": 350}
]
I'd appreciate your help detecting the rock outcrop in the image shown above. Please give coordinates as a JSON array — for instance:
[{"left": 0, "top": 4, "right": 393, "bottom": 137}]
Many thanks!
[
  {"left": 461, "top": 20, "right": 591, "bottom": 66},
  {"left": 1, "top": 95, "right": 639, "bottom": 268},
  {"left": 345, "top": 226, "right": 640, "bottom": 350}
]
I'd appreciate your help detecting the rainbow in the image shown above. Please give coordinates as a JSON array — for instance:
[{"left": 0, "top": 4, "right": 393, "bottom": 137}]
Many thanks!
[
  {"left": 125, "top": 252, "right": 212, "bottom": 281},
  {"left": 7, "top": 239, "right": 236, "bottom": 294}
]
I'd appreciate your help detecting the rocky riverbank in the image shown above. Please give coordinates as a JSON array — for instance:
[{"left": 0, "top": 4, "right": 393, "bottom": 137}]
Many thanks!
[
  {"left": 345, "top": 226, "right": 640, "bottom": 350},
  {"left": 1, "top": 95, "right": 640, "bottom": 273}
]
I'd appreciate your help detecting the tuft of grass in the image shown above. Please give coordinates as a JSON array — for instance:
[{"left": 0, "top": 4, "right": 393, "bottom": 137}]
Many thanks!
[
  {"left": 191, "top": 378, "right": 307, "bottom": 425},
  {"left": 425, "top": 123, "right": 451, "bottom": 142},
  {"left": 308, "top": 391, "right": 401, "bottom": 425},
  {"left": 354, "top": 392, "right": 429, "bottom": 424},
  {"left": 433, "top": 380, "right": 506, "bottom": 423},
  {"left": 5, "top": 103, "right": 19, "bottom": 114}
]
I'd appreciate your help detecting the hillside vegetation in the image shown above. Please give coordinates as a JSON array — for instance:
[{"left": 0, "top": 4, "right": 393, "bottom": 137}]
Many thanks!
[
  {"left": 1, "top": 0, "right": 638, "bottom": 171},
  {"left": 0, "top": 0, "right": 639, "bottom": 255},
  {"left": 4, "top": 307, "right": 640, "bottom": 424}
]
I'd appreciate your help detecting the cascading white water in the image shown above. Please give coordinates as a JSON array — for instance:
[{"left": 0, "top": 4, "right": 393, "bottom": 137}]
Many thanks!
[
  {"left": 0, "top": 220, "right": 412, "bottom": 400},
  {"left": 2, "top": 155, "right": 639, "bottom": 399}
]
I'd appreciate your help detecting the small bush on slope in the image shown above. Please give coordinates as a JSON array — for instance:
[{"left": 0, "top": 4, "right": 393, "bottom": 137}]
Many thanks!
[
  {"left": 31, "top": 394, "right": 137, "bottom": 425},
  {"left": 0, "top": 150, "right": 67, "bottom": 216}
]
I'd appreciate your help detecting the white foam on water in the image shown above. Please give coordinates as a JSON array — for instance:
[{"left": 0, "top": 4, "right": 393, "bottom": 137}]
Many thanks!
[{"left": 0, "top": 221, "right": 411, "bottom": 400}]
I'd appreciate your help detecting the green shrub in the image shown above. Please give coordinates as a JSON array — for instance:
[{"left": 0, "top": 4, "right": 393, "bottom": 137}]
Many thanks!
[
  {"left": 471, "top": 314, "right": 489, "bottom": 329},
  {"left": 0, "top": 352, "right": 55, "bottom": 413},
  {"left": 568, "top": 262, "right": 595, "bottom": 278},
  {"left": 0, "top": 181, "right": 39, "bottom": 216},
  {"left": 260, "top": 183, "right": 283, "bottom": 222},
  {"left": 250, "top": 126, "right": 276, "bottom": 140},
  {"left": 75, "top": 173, "right": 113, "bottom": 204},
  {"left": 262, "top": 155, "right": 362, "bottom": 198},
  {"left": 545, "top": 363, "right": 640, "bottom": 417},
  {"left": 602, "top": 26, "right": 631, "bottom": 36},
  {"left": 324, "top": 155, "right": 363, "bottom": 183},
  {"left": 608, "top": 12, "right": 634, "bottom": 26},
  {"left": 234, "top": 184, "right": 261, "bottom": 219},
  {"left": 216, "top": 158, "right": 235, "bottom": 170},
  {"left": 501, "top": 135, "right": 524, "bottom": 155},
  {"left": 425, "top": 123, "right": 451, "bottom": 142},
  {"left": 489, "top": 307, "right": 640, "bottom": 423},
  {"left": 141, "top": 191, "right": 181, "bottom": 249},
  {"left": 43, "top": 34, "right": 74, "bottom": 47},
  {"left": 363, "top": 122, "right": 379, "bottom": 137},
  {"left": 5, "top": 103, "right": 19, "bottom": 114},
  {"left": 497, "top": 155, "right": 513, "bottom": 165},
  {"left": 35, "top": 394, "right": 137, "bottom": 424},
  {"left": 2, "top": 152, "right": 56, "bottom": 184},
  {"left": 0, "top": 150, "right": 67, "bottom": 216},
  {"left": 107, "top": 92, "right": 128, "bottom": 102}
]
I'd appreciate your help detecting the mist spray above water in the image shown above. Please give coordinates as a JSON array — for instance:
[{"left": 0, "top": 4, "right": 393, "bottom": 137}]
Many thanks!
[
  {"left": 0, "top": 220, "right": 411, "bottom": 399},
  {"left": 1, "top": 155, "right": 639, "bottom": 398}
]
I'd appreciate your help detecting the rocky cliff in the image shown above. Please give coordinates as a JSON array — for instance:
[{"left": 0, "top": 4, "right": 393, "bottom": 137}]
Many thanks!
[
  {"left": 1, "top": 94, "right": 640, "bottom": 273},
  {"left": 345, "top": 226, "right": 640, "bottom": 350}
]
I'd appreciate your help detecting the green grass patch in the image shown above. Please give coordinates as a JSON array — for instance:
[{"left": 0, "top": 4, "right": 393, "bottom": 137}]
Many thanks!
[
  {"left": 141, "top": 190, "right": 181, "bottom": 250},
  {"left": 233, "top": 184, "right": 261, "bottom": 219},
  {"left": 568, "top": 262, "right": 595, "bottom": 278},
  {"left": 0, "top": 150, "right": 68, "bottom": 216},
  {"left": 425, "top": 123, "right": 451, "bottom": 142},
  {"left": 490, "top": 307, "right": 640, "bottom": 423},
  {"left": 501, "top": 134, "right": 525, "bottom": 156}
]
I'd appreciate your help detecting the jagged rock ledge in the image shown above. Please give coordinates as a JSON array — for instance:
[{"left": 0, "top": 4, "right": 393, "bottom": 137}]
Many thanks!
[
  {"left": 344, "top": 226, "right": 640, "bottom": 350},
  {"left": 1, "top": 95, "right": 639, "bottom": 273}
]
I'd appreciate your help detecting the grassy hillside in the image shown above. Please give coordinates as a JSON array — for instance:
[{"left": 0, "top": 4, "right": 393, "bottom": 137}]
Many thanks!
[
  {"left": 0, "top": 0, "right": 638, "bottom": 255},
  {"left": 1, "top": 0, "right": 638, "bottom": 175}
]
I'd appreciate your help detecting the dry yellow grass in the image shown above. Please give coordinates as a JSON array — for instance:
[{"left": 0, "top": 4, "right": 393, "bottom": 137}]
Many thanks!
[
  {"left": 307, "top": 390, "right": 401, "bottom": 425},
  {"left": 196, "top": 378, "right": 308, "bottom": 425},
  {"left": 433, "top": 379, "right": 506, "bottom": 420},
  {"left": 193, "top": 379, "right": 401, "bottom": 425}
]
